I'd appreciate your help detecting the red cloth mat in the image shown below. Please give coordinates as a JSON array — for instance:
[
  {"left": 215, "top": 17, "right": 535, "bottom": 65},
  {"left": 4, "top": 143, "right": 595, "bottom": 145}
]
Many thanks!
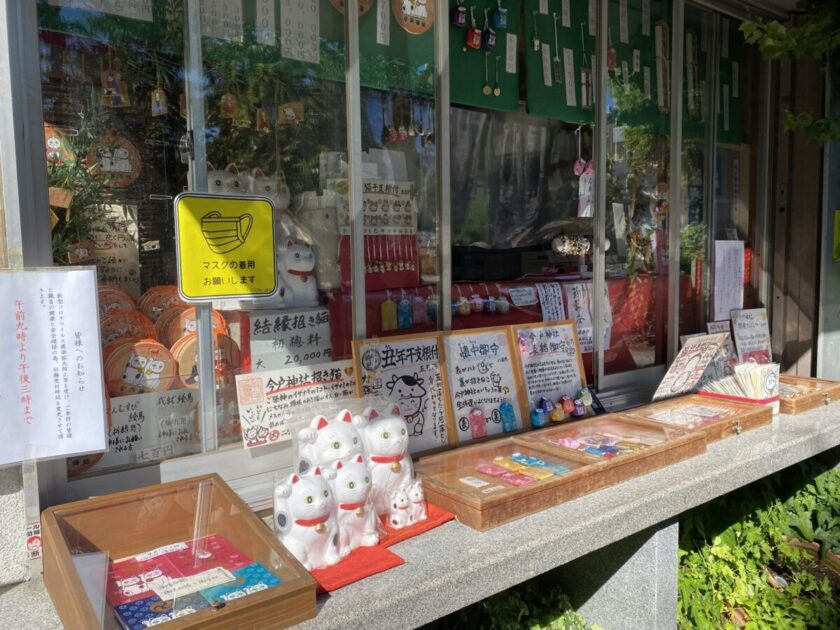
[
  {"left": 379, "top": 502, "right": 455, "bottom": 548},
  {"left": 310, "top": 545, "right": 404, "bottom": 593},
  {"left": 307, "top": 503, "right": 455, "bottom": 592}
]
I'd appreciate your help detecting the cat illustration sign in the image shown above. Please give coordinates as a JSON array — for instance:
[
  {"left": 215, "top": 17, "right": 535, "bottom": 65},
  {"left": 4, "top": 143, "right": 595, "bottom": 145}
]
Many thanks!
[{"left": 174, "top": 193, "right": 276, "bottom": 302}]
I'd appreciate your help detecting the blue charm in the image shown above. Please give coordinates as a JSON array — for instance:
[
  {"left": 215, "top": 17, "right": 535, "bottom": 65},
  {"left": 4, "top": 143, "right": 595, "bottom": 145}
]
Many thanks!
[
  {"left": 500, "top": 400, "right": 517, "bottom": 433},
  {"left": 493, "top": 2, "right": 508, "bottom": 29},
  {"left": 397, "top": 294, "right": 413, "bottom": 330},
  {"left": 530, "top": 409, "right": 548, "bottom": 428}
]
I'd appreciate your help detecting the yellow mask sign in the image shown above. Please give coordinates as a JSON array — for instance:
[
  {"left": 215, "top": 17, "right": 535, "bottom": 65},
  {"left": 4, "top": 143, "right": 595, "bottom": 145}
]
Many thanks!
[{"left": 175, "top": 193, "right": 276, "bottom": 301}]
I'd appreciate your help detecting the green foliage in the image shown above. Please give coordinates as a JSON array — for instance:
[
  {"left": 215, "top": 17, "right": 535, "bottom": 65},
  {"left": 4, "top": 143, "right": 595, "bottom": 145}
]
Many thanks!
[
  {"left": 426, "top": 571, "right": 601, "bottom": 630},
  {"left": 679, "top": 223, "right": 707, "bottom": 271},
  {"left": 741, "top": 1, "right": 840, "bottom": 144},
  {"left": 678, "top": 460, "right": 840, "bottom": 629}
]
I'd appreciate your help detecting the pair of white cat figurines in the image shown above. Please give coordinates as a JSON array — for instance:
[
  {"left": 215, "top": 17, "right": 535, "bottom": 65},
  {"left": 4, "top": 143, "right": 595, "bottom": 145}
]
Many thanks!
[
  {"left": 208, "top": 162, "right": 290, "bottom": 211},
  {"left": 273, "top": 406, "right": 427, "bottom": 571}
]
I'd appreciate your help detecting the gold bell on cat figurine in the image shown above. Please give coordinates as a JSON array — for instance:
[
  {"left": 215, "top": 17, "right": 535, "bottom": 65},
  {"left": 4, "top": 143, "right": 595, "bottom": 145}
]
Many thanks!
[
  {"left": 391, "top": 461, "right": 402, "bottom": 473},
  {"left": 314, "top": 522, "right": 326, "bottom": 534},
  {"left": 356, "top": 507, "right": 365, "bottom": 517}
]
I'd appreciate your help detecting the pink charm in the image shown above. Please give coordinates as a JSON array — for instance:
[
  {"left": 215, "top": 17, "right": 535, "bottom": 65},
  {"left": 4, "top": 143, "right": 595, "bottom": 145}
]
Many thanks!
[{"left": 468, "top": 407, "right": 488, "bottom": 439}]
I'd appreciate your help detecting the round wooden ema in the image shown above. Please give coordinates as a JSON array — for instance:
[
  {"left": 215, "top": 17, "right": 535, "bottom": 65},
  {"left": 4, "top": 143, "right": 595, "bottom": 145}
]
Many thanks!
[
  {"left": 329, "top": 0, "right": 373, "bottom": 15},
  {"left": 98, "top": 284, "right": 137, "bottom": 318},
  {"left": 170, "top": 332, "right": 241, "bottom": 389},
  {"left": 102, "top": 338, "right": 140, "bottom": 367},
  {"left": 138, "top": 285, "right": 183, "bottom": 322},
  {"left": 167, "top": 307, "right": 228, "bottom": 347},
  {"left": 391, "top": 0, "right": 435, "bottom": 35},
  {"left": 155, "top": 304, "right": 188, "bottom": 345},
  {"left": 67, "top": 394, "right": 110, "bottom": 477},
  {"left": 104, "top": 339, "right": 177, "bottom": 397},
  {"left": 100, "top": 310, "right": 156, "bottom": 346},
  {"left": 86, "top": 128, "right": 142, "bottom": 189}
]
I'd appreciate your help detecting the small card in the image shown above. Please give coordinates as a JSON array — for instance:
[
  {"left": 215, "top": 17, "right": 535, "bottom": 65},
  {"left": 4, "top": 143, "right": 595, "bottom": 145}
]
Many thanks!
[
  {"left": 114, "top": 592, "right": 209, "bottom": 630},
  {"left": 460, "top": 475, "right": 490, "bottom": 488},
  {"left": 542, "top": 43, "right": 553, "bottom": 87},
  {"left": 506, "top": 34, "right": 517, "bottom": 74},
  {"left": 200, "top": 563, "right": 282, "bottom": 606},
  {"left": 152, "top": 567, "right": 236, "bottom": 601},
  {"left": 107, "top": 556, "right": 183, "bottom": 606}
]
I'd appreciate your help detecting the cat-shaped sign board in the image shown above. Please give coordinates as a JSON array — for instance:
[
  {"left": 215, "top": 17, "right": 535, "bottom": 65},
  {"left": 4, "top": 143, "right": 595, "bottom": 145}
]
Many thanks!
[
  {"left": 297, "top": 410, "right": 367, "bottom": 474},
  {"left": 359, "top": 405, "right": 413, "bottom": 515},
  {"left": 273, "top": 468, "right": 341, "bottom": 571}
]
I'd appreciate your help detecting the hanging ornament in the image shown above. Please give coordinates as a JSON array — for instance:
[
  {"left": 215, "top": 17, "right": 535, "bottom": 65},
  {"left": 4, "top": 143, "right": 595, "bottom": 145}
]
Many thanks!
[
  {"left": 531, "top": 10, "right": 540, "bottom": 52},
  {"left": 255, "top": 107, "right": 271, "bottom": 133},
  {"left": 150, "top": 56, "right": 167, "bottom": 117},
  {"left": 391, "top": 0, "right": 436, "bottom": 35},
  {"left": 552, "top": 12, "right": 562, "bottom": 83},
  {"left": 277, "top": 101, "right": 305, "bottom": 125},
  {"left": 493, "top": 55, "right": 502, "bottom": 97},
  {"left": 220, "top": 92, "right": 238, "bottom": 119},
  {"left": 482, "top": 52, "right": 492, "bottom": 96},
  {"left": 100, "top": 51, "right": 130, "bottom": 109},
  {"left": 451, "top": 0, "right": 467, "bottom": 28},
  {"left": 44, "top": 123, "right": 76, "bottom": 166},
  {"left": 87, "top": 129, "right": 142, "bottom": 189},
  {"left": 465, "top": 6, "right": 482, "bottom": 50},
  {"left": 329, "top": 0, "right": 373, "bottom": 15},
  {"left": 607, "top": 27, "right": 617, "bottom": 72},
  {"left": 397, "top": 94, "right": 408, "bottom": 141},
  {"left": 493, "top": 0, "right": 508, "bottom": 29},
  {"left": 481, "top": 8, "right": 497, "bottom": 50}
]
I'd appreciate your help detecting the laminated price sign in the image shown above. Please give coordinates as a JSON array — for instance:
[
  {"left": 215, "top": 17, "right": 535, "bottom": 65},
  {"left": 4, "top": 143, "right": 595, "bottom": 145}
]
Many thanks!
[{"left": 174, "top": 193, "right": 276, "bottom": 302}]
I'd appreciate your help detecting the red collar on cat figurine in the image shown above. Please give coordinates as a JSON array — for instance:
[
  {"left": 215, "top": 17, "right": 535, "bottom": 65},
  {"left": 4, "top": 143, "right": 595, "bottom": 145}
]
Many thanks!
[
  {"left": 339, "top": 501, "right": 366, "bottom": 511},
  {"left": 294, "top": 515, "right": 329, "bottom": 531},
  {"left": 370, "top": 454, "right": 403, "bottom": 464},
  {"left": 286, "top": 268, "right": 314, "bottom": 281}
]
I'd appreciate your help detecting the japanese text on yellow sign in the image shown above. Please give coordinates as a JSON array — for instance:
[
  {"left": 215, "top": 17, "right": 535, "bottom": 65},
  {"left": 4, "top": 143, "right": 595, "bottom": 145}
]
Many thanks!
[{"left": 175, "top": 193, "right": 276, "bottom": 301}]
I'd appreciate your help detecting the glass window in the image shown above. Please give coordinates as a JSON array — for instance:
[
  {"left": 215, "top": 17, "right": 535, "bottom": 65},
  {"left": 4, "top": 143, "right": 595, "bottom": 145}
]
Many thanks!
[{"left": 37, "top": 1, "right": 201, "bottom": 477}]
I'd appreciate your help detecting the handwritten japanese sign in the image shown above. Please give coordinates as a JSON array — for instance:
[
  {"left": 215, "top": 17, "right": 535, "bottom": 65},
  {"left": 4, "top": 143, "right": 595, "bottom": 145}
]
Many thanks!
[
  {"left": 443, "top": 329, "right": 525, "bottom": 444},
  {"left": 90, "top": 204, "right": 140, "bottom": 299},
  {"left": 0, "top": 268, "right": 106, "bottom": 465},
  {"left": 235, "top": 360, "right": 356, "bottom": 449},
  {"left": 653, "top": 333, "right": 729, "bottom": 401},
  {"left": 730, "top": 308, "right": 772, "bottom": 364},
  {"left": 97, "top": 390, "right": 200, "bottom": 469},
  {"left": 174, "top": 193, "right": 276, "bottom": 302},
  {"left": 563, "top": 282, "right": 612, "bottom": 353},
  {"left": 536, "top": 283, "right": 566, "bottom": 322},
  {"left": 354, "top": 335, "right": 450, "bottom": 454},
  {"left": 713, "top": 240, "right": 744, "bottom": 320},
  {"left": 249, "top": 307, "right": 332, "bottom": 371},
  {"left": 514, "top": 322, "right": 586, "bottom": 410}
]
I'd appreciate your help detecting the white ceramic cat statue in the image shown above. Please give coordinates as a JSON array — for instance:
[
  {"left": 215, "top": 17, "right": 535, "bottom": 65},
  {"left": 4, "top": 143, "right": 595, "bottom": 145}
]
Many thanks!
[
  {"left": 407, "top": 480, "right": 427, "bottom": 524},
  {"left": 360, "top": 405, "right": 413, "bottom": 515},
  {"left": 250, "top": 167, "right": 291, "bottom": 210},
  {"left": 294, "top": 191, "right": 341, "bottom": 290},
  {"left": 330, "top": 455, "right": 379, "bottom": 557},
  {"left": 207, "top": 162, "right": 246, "bottom": 195},
  {"left": 273, "top": 468, "right": 341, "bottom": 571},
  {"left": 278, "top": 239, "right": 319, "bottom": 308},
  {"left": 388, "top": 488, "right": 411, "bottom": 529},
  {"left": 297, "top": 410, "right": 367, "bottom": 474}
]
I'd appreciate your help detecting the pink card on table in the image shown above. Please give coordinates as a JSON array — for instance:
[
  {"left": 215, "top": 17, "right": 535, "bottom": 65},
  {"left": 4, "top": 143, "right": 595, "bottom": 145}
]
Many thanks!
[
  {"left": 475, "top": 461, "right": 510, "bottom": 477},
  {"left": 500, "top": 471, "right": 536, "bottom": 487}
]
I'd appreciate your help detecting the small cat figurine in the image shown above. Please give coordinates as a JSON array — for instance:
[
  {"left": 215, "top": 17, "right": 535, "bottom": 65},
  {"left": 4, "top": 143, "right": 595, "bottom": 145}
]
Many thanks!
[
  {"left": 297, "top": 410, "right": 367, "bottom": 474},
  {"left": 278, "top": 240, "right": 319, "bottom": 308},
  {"left": 207, "top": 162, "right": 246, "bottom": 196},
  {"left": 388, "top": 488, "right": 411, "bottom": 529},
  {"left": 250, "top": 167, "right": 291, "bottom": 210},
  {"left": 273, "top": 468, "right": 341, "bottom": 571},
  {"left": 360, "top": 405, "right": 413, "bottom": 515},
  {"left": 407, "top": 480, "right": 427, "bottom": 524},
  {"left": 330, "top": 455, "right": 379, "bottom": 557}
]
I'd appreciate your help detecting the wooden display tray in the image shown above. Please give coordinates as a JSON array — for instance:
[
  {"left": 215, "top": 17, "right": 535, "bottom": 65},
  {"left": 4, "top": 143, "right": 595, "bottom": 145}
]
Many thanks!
[
  {"left": 42, "top": 474, "right": 316, "bottom": 630},
  {"left": 779, "top": 375, "right": 840, "bottom": 415},
  {"left": 417, "top": 415, "right": 705, "bottom": 531},
  {"left": 618, "top": 394, "right": 772, "bottom": 442}
]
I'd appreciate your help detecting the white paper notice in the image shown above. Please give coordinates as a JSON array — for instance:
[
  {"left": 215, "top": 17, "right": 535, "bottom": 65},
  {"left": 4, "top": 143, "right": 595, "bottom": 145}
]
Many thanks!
[
  {"left": 723, "top": 85, "right": 730, "bottom": 131},
  {"left": 633, "top": 49, "right": 641, "bottom": 73},
  {"left": 255, "top": 0, "right": 276, "bottom": 46},
  {"left": 540, "top": 0, "right": 549, "bottom": 15},
  {"left": 508, "top": 286, "right": 539, "bottom": 307},
  {"left": 578, "top": 172, "right": 595, "bottom": 217},
  {"left": 642, "top": 0, "right": 650, "bottom": 36},
  {"left": 562, "top": 0, "right": 570, "bottom": 28},
  {"left": 707, "top": 320, "right": 731, "bottom": 335},
  {"left": 619, "top": 0, "right": 629, "bottom": 44},
  {"left": 537, "top": 283, "right": 566, "bottom": 322},
  {"left": 732, "top": 62, "right": 739, "bottom": 98},
  {"left": 235, "top": 360, "right": 356, "bottom": 448},
  {"left": 730, "top": 308, "right": 772, "bottom": 363},
  {"left": 376, "top": 0, "right": 390, "bottom": 46},
  {"left": 506, "top": 34, "right": 518, "bottom": 73},
  {"left": 249, "top": 307, "right": 332, "bottom": 371},
  {"left": 281, "top": 0, "right": 320, "bottom": 64},
  {"left": 644, "top": 66, "right": 652, "bottom": 99},
  {"left": 358, "top": 337, "right": 449, "bottom": 453},
  {"left": 564, "top": 48, "right": 576, "bottom": 106},
  {"left": 48, "top": 0, "right": 152, "bottom": 21},
  {"left": 722, "top": 18, "right": 730, "bottom": 58},
  {"left": 0, "top": 268, "right": 106, "bottom": 466},
  {"left": 588, "top": 0, "right": 596, "bottom": 36},
  {"left": 153, "top": 567, "right": 235, "bottom": 601},
  {"left": 200, "top": 0, "right": 244, "bottom": 42},
  {"left": 542, "top": 43, "right": 553, "bottom": 87},
  {"left": 713, "top": 240, "right": 744, "bottom": 321},
  {"left": 515, "top": 323, "right": 586, "bottom": 409},
  {"left": 563, "top": 282, "right": 612, "bottom": 353}
]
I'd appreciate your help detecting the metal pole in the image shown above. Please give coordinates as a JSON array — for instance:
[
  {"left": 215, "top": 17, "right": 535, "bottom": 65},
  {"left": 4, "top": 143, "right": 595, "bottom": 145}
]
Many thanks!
[
  {"left": 667, "top": 0, "right": 685, "bottom": 363},
  {"left": 435, "top": 0, "right": 452, "bottom": 331},
  {"left": 344, "top": 0, "right": 366, "bottom": 340},
  {"left": 184, "top": 0, "right": 217, "bottom": 451},
  {"left": 592, "top": 0, "right": 609, "bottom": 388},
  {"left": 754, "top": 56, "right": 773, "bottom": 309},
  {"left": 703, "top": 13, "right": 720, "bottom": 324}
]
